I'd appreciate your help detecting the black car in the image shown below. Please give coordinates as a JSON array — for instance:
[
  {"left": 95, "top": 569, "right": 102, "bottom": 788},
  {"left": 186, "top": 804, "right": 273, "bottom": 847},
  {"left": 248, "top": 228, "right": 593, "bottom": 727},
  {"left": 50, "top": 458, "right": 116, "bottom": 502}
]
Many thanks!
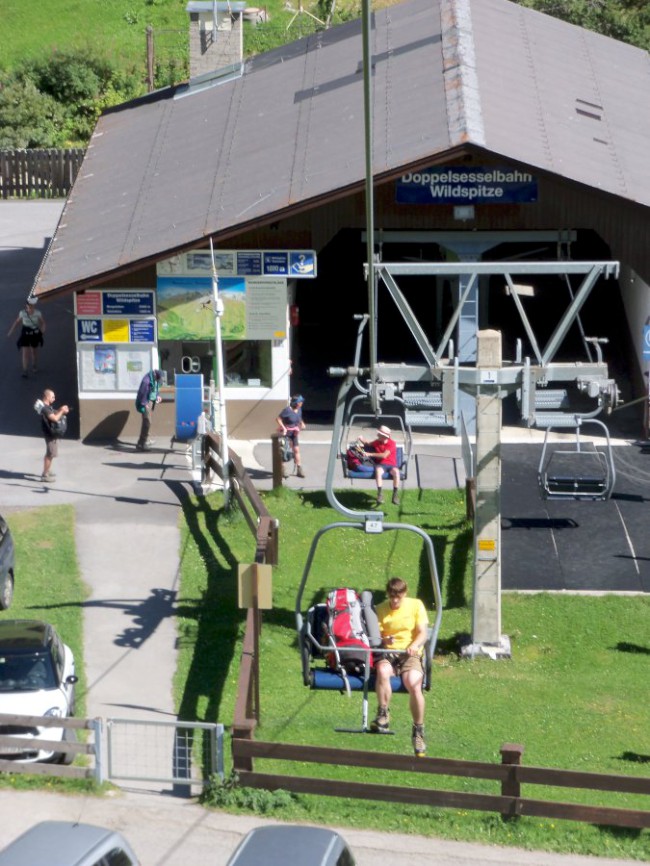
[{"left": 0, "top": 516, "right": 15, "bottom": 610}]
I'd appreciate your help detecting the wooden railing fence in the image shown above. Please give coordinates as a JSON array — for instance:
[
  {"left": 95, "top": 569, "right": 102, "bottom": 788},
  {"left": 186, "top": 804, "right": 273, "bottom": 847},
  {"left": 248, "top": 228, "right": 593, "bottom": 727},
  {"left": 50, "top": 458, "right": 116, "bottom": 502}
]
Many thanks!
[
  {"left": 202, "top": 433, "right": 277, "bottom": 736},
  {"left": 0, "top": 712, "right": 102, "bottom": 781},
  {"left": 231, "top": 738, "right": 650, "bottom": 829},
  {"left": 0, "top": 149, "right": 85, "bottom": 198}
]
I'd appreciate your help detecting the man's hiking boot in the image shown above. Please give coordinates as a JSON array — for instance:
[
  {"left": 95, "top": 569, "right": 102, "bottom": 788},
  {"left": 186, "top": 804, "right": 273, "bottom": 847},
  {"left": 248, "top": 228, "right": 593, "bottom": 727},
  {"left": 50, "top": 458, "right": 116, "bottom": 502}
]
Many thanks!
[
  {"left": 412, "top": 724, "right": 426, "bottom": 757},
  {"left": 296, "top": 465, "right": 305, "bottom": 478},
  {"left": 376, "top": 490, "right": 384, "bottom": 505},
  {"left": 370, "top": 706, "right": 390, "bottom": 733},
  {"left": 40, "top": 474, "right": 54, "bottom": 483},
  {"left": 391, "top": 489, "right": 400, "bottom": 506}
]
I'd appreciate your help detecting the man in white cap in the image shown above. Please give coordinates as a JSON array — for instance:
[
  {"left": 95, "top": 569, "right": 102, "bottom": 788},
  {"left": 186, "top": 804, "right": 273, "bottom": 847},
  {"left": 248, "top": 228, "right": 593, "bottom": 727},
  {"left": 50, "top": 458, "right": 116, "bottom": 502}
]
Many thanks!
[{"left": 361, "top": 425, "right": 400, "bottom": 506}]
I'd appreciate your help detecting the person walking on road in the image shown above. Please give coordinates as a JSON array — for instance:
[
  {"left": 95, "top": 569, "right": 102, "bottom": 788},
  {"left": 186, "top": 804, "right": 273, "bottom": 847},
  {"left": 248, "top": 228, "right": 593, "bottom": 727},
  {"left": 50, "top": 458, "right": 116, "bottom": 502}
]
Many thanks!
[
  {"left": 7, "top": 296, "right": 45, "bottom": 378},
  {"left": 135, "top": 369, "right": 163, "bottom": 451},
  {"left": 38, "top": 388, "right": 69, "bottom": 483}
]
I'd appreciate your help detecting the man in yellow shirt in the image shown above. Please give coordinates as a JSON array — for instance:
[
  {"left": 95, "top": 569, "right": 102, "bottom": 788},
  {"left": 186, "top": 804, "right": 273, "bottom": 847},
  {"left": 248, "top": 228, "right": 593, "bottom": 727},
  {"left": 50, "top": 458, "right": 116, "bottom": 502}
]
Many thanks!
[{"left": 371, "top": 576, "right": 429, "bottom": 756}]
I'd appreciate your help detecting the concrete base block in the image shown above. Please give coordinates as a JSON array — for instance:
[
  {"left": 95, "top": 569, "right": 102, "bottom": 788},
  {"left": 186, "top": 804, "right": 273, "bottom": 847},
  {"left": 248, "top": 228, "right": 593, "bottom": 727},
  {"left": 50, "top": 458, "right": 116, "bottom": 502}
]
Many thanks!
[{"left": 460, "top": 634, "right": 512, "bottom": 660}]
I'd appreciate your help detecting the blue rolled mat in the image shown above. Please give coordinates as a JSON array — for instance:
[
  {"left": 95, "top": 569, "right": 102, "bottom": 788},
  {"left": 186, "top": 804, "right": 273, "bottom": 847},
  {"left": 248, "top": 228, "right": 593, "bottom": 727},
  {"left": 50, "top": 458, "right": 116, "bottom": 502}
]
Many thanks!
[{"left": 311, "top": 668, "right": 405, "bottom": 692}]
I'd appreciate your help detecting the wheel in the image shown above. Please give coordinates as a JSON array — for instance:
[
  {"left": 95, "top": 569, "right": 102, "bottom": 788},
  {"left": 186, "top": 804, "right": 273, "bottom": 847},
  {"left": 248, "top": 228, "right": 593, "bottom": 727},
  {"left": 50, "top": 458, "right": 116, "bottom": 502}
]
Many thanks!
[
  {"left": 0, "top": 572, "right": 14, "bottom": 610},
  {"left": 58, "top": 725, "right": 77, "bottom": 766}
]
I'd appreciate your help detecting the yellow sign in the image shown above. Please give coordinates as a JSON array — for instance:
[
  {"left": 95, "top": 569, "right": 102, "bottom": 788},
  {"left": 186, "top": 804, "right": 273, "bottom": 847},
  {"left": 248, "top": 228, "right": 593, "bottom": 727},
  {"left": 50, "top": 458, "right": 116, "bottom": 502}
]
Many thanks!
[
  {"left": 102, "top": 319, "right": 130, "bottom": 342},
  {"left": 238, "top": 563, "right": 273, "bottom": 609},
  {"left": 478, "top": 539, "right": 496, "bottom": 551}
]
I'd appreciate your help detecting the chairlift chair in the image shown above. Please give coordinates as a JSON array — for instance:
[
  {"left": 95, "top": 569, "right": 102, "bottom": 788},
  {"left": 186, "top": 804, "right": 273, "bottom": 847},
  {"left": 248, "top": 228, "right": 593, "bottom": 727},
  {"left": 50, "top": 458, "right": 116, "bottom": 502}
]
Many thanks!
[
  {"left": 339, "top": 395, "right": 413, "bottom": 482},
  {"left": 295, "top": 520, "right": 442, "bottom": 733},
  {"left": 538, "top": 419, "right": 616, "bottom": 501}
]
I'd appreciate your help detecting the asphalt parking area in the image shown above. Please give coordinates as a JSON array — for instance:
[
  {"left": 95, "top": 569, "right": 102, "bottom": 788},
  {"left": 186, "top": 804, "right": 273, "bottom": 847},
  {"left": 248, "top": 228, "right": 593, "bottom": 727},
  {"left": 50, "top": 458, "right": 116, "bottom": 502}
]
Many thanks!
[{"left": 501, "top": 443, "right": 650, "bottom": 592}]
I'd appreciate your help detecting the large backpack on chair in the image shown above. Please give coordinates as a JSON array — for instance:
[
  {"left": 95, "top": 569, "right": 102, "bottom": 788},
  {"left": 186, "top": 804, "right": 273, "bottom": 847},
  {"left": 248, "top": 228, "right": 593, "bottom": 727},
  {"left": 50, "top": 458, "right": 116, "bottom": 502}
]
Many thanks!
[{"left": 325, "top": 588, "right": 371, "bottom": 676}]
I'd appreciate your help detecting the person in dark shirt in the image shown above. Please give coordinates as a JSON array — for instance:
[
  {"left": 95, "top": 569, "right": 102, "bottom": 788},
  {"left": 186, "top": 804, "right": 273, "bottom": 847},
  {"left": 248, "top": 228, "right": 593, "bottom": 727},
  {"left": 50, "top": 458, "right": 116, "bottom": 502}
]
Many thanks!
[
  {"left": 135, "top": 369, "right": 163, "bottom": 451},
  {"left": 276, "top": 395, "right": 306, "bottom": 478}
]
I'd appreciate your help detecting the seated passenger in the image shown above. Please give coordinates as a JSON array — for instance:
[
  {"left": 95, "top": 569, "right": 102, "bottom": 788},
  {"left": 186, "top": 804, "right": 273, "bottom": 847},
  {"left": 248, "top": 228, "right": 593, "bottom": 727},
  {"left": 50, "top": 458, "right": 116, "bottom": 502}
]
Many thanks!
[{"left": 359, "top": 426, "right": 400, "bottom": 506}]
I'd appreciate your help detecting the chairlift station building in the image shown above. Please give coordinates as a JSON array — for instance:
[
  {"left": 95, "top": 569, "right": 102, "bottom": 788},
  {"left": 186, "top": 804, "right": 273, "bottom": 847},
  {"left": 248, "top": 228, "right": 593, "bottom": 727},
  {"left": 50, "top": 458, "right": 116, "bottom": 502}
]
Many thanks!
[{"left": 31, "top": 0, "right": 650, "bottom": 440}]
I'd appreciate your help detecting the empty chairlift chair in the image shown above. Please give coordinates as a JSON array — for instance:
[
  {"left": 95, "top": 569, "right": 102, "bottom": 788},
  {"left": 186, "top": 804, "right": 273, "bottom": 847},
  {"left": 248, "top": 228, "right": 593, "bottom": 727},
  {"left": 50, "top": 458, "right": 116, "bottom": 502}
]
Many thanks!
[{"left": 538, "top": 419, "right": 616, "bottom": 501}]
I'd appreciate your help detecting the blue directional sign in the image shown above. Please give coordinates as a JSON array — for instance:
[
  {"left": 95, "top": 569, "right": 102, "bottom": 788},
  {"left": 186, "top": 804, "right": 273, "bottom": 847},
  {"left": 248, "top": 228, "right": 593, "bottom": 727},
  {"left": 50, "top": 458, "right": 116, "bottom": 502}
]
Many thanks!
[{"left": 77, "top": 319, "right": 102, "bottom": 342}]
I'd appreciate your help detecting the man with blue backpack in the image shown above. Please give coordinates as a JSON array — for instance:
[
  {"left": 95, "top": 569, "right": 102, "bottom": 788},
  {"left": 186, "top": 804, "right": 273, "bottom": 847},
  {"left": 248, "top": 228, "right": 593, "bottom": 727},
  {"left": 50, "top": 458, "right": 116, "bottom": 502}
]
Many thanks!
[{"left": 135, "top": 369, "right": 163, "bottom": 451}]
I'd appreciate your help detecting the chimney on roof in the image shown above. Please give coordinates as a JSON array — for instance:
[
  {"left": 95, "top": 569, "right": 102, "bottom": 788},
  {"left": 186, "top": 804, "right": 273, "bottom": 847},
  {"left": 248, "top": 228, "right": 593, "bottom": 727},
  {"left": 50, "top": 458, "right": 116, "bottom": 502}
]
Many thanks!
[{"left": 187, "top": 1, "right": 246, "bottom": 79}]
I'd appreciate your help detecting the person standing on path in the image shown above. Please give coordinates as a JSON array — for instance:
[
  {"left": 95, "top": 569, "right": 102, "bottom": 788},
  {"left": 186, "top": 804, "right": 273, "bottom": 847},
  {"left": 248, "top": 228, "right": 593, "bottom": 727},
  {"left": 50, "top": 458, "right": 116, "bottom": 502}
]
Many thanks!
[
  {"left": 135, "top": 369, "right": 163, "bottom": 451},
  {"left": 38, "top": 388, "right": 69, "bottom": 483},
  {"left": 7, "top": 296, "right": 45, "bottom": 378},
  {"left": 276, "top": 394, "right": 306, "bottom": 477}
]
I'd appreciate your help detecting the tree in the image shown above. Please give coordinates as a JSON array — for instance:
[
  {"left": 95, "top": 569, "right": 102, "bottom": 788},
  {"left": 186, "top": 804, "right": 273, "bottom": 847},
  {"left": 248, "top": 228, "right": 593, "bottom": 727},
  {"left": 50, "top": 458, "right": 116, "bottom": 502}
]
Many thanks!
[{"left": 0, "top": 78, "right": 66, "bottom": 148}]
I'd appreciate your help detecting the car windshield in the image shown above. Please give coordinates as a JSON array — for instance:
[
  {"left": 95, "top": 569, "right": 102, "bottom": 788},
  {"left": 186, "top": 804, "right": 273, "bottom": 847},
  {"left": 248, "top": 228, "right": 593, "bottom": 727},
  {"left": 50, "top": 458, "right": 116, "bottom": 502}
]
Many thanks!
[{"left": 0, "top": 652, "right": 57, "bottom": 691}]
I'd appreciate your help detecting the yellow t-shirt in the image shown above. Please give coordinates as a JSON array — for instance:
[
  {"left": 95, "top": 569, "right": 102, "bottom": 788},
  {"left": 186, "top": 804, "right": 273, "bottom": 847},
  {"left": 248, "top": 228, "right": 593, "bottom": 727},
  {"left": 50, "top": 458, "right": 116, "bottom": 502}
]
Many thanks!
[{"left": 376, "top": 597, "right": 428, "bottom": 651}]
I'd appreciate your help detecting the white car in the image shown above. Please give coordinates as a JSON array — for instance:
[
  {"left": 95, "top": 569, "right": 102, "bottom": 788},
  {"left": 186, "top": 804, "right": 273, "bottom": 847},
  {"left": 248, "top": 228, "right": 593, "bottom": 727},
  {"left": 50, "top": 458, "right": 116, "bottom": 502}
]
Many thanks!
[{"left": 0, "top": 620, "right": 78, "bottom": 763}]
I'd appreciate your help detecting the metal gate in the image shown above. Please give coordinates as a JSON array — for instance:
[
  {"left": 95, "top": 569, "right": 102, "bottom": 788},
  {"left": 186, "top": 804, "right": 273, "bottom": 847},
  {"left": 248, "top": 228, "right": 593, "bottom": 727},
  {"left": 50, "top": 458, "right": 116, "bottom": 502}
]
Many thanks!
[{"left": 106, "top": 718, "right": 224, "bottom": 789}]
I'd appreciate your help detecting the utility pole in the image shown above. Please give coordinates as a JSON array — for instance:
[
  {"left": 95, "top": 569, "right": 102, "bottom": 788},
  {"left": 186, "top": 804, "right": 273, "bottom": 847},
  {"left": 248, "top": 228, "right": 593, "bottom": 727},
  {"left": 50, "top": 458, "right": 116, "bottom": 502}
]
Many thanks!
[{"left": 463, "top": 329, "right": 511, "bottom": 659}]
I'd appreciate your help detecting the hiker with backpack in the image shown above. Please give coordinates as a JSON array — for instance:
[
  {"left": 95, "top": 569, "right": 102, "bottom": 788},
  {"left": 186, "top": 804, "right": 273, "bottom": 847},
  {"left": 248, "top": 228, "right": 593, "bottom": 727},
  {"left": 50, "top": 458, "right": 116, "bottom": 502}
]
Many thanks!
[
  {"left": 371, "top": 576, "right": 429, "bottom": 757},
  {"left": 276, "top": 394, "right": 306, "bottom": 478},
  {"left": 38, "top": 388, "right": 69, "bottom": 483}
]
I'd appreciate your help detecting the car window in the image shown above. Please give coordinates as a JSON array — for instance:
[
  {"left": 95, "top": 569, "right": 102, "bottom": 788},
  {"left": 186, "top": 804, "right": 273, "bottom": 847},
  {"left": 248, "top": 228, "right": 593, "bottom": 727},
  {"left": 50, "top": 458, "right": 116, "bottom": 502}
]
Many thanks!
[
  {"left": 102, "top": 848, "right": 136, "bottom": 866},
  {"left": 51, "top": 635, "right": 65, "bottom": 682},
  {"left": 337, "top": 848, "right": 356, "bottom": 866},
  {"left": 0, "top": 652, "right": 56, "bottom": 691},
  {"left": 0, "top": 520, "right": 7, "bottom": 541}
]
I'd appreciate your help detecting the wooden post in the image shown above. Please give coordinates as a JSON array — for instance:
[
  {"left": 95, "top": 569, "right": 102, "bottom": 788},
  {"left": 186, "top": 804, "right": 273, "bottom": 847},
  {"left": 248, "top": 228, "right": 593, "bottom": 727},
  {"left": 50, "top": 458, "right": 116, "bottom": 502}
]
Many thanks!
[
  {"left": 146, "top": 26, "right": 155, "bottom": 92},
  {"left": 271, "top": 433, "right": 284, "bottom": 490},
  {"left": 252, "top": 564, "right": 261, "bottom": 724},
  {"left": 500, "top": 742, "right": 524, "bottom": 820}
]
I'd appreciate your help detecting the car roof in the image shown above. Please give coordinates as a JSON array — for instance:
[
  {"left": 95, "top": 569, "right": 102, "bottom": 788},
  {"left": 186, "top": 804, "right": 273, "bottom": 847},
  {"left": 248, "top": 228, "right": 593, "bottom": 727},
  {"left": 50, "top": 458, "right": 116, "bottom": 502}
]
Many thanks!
[
  {"left": 0, "top": 821, "right": 136, "bottom": 866},
  {"left": 227, "top": 826, "right": 351, "bottom": 866},
  {"left": 0, "top": 620, "right": 52, "bottom": 652}
]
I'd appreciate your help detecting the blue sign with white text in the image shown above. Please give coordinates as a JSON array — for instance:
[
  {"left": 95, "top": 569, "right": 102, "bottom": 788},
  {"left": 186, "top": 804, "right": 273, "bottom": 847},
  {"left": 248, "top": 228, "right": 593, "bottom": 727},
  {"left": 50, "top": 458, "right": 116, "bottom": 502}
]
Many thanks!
[
  {"left": 130, "top": 320, "right": 156, "bottom": 343},
  {"left": 103, "top": 291, "right": 154, "bottom": 316},
  {"left": 396, "top": 166, "right": 538, "bottom": 205},
  {"left": 77, "top": 319, "right": 102, "bottom": 342}
]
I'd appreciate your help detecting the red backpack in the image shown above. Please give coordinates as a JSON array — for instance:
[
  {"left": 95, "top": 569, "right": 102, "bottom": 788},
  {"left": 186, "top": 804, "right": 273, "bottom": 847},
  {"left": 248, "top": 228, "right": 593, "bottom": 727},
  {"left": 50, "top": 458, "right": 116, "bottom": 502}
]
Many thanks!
[{"left": 325, "top": 588, "right": 371, "bottom": 675}]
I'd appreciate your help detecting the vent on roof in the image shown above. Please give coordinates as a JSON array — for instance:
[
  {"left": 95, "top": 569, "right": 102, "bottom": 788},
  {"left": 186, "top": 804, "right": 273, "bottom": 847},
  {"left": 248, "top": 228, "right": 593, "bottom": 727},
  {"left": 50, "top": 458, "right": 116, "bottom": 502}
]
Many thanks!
[{"left": 575, "top": 98, "right": 603, "bottom": 122}]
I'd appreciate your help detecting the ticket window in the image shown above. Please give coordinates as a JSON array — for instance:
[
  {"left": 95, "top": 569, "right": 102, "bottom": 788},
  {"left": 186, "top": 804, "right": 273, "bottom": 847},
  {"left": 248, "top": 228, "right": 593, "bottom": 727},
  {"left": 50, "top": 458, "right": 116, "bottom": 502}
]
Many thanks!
[{"left": 158, "top": 340, "right": 273, "bottom": 387}]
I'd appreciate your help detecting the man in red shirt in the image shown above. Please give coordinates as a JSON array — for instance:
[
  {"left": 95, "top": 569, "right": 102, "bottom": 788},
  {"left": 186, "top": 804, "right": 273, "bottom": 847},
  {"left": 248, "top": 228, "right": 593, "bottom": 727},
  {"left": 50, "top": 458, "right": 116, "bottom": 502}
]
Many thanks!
[{"left": 361, "top": 425, "right": 400, "bottom": 506}]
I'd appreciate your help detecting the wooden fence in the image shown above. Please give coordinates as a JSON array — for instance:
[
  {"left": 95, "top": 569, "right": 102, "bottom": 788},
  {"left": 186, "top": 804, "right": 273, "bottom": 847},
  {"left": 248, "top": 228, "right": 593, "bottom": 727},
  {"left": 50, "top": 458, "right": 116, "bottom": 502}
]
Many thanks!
[
  {"left": 203, "top": 433, "right": 277, "bottom": 732},
  {"left": 231, "top": 738, "right": 650, "bottom": 829},
  {"left": 0, "top": 149, "right": 85, "bottom": 199},
  {"left": 0, "top": 712, "right": 102, "bottom": 781}
]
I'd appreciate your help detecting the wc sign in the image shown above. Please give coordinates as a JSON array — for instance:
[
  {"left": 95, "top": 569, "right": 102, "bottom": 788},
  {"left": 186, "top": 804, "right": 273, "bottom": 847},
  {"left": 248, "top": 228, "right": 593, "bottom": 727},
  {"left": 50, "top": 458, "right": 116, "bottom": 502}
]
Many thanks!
[
  {"left": 643, "top": 325, "right": 650, "bottom": 360},
  {"left": 77, "top": 319, "right": 102, "bottom": 342}
]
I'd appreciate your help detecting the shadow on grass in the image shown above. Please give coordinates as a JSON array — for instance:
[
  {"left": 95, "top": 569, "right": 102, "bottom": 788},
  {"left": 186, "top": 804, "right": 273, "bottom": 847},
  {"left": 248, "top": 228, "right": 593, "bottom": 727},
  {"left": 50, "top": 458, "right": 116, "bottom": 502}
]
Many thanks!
[
  {"left": 176, "top": 494, "right": 243, "bottom": 724},
  {"left": 614, "top": 642, "right": 650, "bottom": 655}
]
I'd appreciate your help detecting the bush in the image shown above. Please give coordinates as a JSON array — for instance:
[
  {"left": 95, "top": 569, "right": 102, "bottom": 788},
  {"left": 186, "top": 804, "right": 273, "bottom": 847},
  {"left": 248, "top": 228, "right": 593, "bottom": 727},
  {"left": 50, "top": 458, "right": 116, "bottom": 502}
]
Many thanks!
[
  {"left": 6, "top": 49, "right": 145, "bottom": 147},
  {"left": 0, "top": 77, "right": 66, "bottom": 148}
]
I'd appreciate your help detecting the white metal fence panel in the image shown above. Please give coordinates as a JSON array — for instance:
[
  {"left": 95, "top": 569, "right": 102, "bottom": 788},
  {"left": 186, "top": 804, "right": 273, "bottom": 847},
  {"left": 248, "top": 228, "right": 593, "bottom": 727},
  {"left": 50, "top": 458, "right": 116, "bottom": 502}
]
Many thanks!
[{"left": 106, "top": 718, "right": 224, "bottom": 788}]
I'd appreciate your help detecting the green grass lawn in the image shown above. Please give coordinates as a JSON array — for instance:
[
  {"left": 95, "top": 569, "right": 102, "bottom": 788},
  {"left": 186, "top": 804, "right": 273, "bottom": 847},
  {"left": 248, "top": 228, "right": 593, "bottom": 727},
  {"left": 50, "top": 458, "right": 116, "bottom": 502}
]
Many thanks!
[{"left": 176, "top": 487, "right": 650, "bottom": 861}]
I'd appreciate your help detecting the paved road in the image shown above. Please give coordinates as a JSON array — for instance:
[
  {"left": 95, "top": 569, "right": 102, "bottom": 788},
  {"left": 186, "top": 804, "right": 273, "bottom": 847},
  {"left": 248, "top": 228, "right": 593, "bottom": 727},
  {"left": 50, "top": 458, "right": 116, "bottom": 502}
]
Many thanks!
[
  {"left": 0, "top": 201, "right": 644, "bottom": 866},
  {"left": 0, "top": 788, "right": 643, "bottom": 866}
]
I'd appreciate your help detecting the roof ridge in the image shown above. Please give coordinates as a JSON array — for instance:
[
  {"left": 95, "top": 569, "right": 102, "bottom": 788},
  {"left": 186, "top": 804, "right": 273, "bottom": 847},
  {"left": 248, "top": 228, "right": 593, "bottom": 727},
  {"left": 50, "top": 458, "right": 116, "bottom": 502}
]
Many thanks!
[{"left": 440, "top": 0, "right": 485, "bottom": 147}]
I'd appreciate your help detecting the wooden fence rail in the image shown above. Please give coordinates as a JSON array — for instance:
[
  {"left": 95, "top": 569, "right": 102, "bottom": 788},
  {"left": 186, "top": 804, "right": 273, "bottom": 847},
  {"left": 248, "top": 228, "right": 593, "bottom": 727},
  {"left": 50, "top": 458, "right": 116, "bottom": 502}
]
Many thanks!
[
  {"left": 0, "top": 712, "right": 102, "bottom": 781},
  {"left": 0, "top": 149, "right": 85, "bottom": 198},
  {"left": 232, "top": 739, "right": 650, "bottom": 830}
]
